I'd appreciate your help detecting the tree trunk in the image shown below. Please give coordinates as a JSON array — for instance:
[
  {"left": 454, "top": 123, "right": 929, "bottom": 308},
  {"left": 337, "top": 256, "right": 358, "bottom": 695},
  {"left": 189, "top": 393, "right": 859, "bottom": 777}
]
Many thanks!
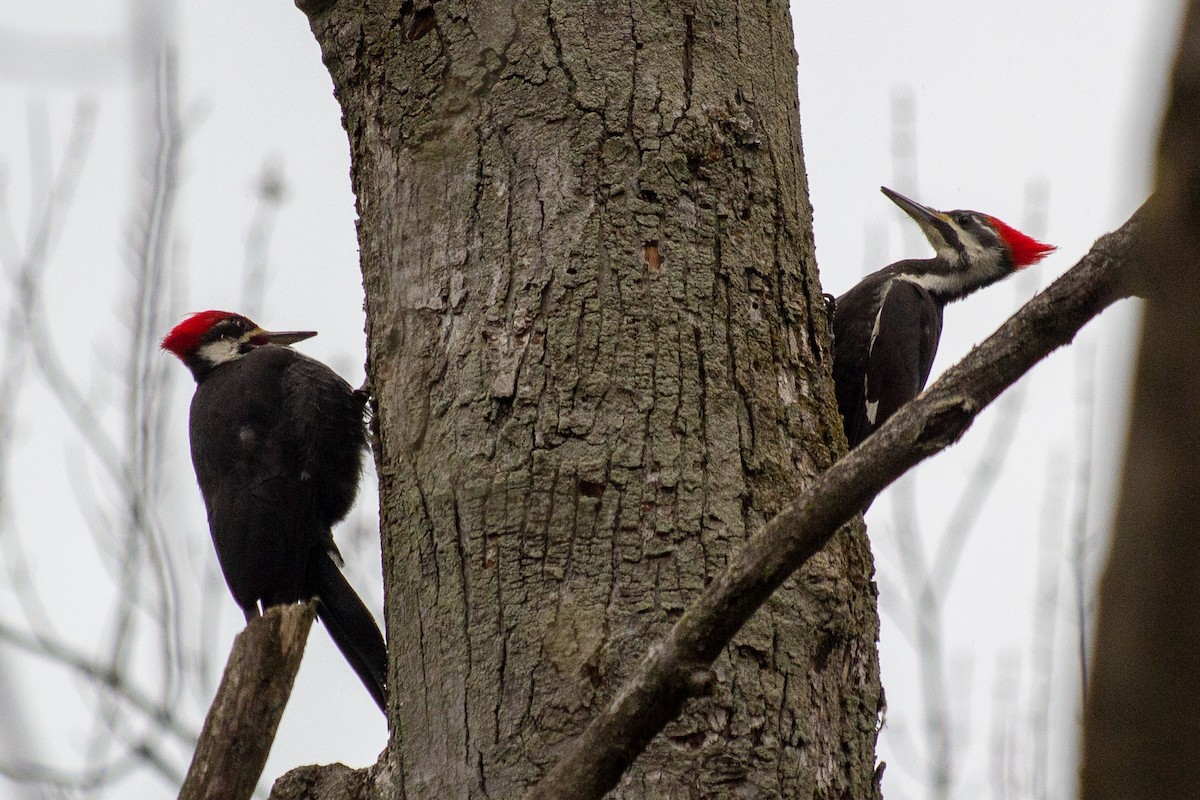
[
  {"left": 1081, "top": 3, "right": 1200, "bottom": 797},
  {"left": 293, "top": 1, "right": 881, "bottom": 796}
]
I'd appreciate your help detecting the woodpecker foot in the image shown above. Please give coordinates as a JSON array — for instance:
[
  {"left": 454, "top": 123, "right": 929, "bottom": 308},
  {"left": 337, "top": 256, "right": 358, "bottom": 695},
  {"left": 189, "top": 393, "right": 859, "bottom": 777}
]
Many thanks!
[{"left": 353, "top": 379, "right": 375, "bottom": 419}]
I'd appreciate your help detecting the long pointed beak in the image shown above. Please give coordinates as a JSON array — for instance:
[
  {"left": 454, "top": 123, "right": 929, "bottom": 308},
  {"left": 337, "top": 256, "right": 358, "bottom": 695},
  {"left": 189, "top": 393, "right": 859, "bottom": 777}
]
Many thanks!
[
  {"left": 250, "top": 328, "right": 318, "bottom": 346},
  {"left": 880, "top": 186, "right": 949, "bottom": 226}
]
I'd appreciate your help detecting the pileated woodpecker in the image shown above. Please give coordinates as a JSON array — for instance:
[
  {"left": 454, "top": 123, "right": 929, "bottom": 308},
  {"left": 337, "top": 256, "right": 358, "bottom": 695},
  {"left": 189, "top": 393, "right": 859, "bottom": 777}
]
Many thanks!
[
  {"left": 162, "top": 310, "right": 387, "bottom": 713},
  {"left": 832, "top": 187, "right": 1055, "bottom": 448}
]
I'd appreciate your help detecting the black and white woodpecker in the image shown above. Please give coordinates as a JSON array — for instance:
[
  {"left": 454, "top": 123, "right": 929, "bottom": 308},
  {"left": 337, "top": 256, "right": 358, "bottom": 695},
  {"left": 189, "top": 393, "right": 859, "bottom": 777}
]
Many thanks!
[
  {"left": 832, "top": 187, "right": 1055, "bottom": 448},
  {"left": 162, "top": 311, "right": 387, "bottom": 713}
]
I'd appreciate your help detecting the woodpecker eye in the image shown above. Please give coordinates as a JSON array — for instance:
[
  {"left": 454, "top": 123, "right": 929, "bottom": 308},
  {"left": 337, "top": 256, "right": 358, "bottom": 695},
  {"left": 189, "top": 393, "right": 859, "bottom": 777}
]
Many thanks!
[{"left": 207, "top": 317, "right": 254, "bottom": 342}]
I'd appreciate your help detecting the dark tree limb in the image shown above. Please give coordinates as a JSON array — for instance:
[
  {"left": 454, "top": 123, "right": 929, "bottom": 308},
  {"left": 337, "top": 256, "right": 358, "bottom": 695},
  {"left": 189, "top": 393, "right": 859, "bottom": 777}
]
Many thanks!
[
  {"left": 179, "top": 601, "right": 316, "bottom": 800},
  {"left": 528, "top": 212, "right": 1141, "bottom": 800},
  {"left": 1081, "top": 3, "right": 1200, "bottom": 797}
]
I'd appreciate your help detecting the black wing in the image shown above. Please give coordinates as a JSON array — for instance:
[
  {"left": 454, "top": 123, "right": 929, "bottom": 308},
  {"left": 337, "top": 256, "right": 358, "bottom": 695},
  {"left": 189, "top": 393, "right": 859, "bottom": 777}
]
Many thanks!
[
  {"left": 278, "top": 351, "right": 367, "bottom": 530},
  {"left": 836, "top": 279, "right": 942, "bottom": 447},
  {"left": 861, "top": 280, "right": 942, "bottom": 444}
]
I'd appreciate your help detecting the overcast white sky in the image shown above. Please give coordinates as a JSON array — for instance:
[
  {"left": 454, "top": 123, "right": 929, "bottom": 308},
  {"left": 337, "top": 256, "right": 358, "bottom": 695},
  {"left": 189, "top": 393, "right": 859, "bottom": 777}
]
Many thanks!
[{"left": 0, "top": 1, "right": 1184, "bottom": 797}]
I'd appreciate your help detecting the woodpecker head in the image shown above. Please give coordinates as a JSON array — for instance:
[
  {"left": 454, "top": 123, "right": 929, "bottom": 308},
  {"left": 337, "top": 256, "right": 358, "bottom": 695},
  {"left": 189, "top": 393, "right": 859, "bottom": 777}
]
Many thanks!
[
  {"left": 881, "top": 186, "right": 1055, "bottom": 301},
  {"left": 162, "top": 310, "right": 316, "bottom": 381}
]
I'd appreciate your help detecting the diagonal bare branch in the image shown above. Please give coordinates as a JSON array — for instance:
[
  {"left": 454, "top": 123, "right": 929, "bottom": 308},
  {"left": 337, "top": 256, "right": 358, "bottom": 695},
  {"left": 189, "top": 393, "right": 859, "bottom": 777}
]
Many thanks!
[{"left": 528, "top": 208, "right": 1141, "bottom": 800}]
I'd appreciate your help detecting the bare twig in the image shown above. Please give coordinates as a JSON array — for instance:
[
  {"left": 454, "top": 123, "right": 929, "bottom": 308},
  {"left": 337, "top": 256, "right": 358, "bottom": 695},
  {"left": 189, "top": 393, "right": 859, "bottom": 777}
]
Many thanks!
[
  {"left": 0, "top": 12, "right": 199, "bottom": 793},
  {"left": 1069, "top": 342, "right": 1096, "bottom": 705},
  {"left": 85, "top": 35, "right": 185, "bottom": 788},
  {"left": 528, "top": 209, "right": 1139, "bottom": 800},
  {"left": 0, "top": 617, "right": 198, "bottom": 747},
  {"left": 1028, "top": 447, "right": 1068, "bottom": 800},
  {"left": 987, "top": 654, "right": 1019, "bottom": 800}
]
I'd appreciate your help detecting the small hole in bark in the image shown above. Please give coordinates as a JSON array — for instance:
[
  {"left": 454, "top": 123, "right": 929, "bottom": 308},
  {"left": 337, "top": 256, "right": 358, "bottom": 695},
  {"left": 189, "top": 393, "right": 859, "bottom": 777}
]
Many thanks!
[
  {"left": 813, "top": 633, "right": 838, "bottom": 672},
  {"left": 736, "top": 644, "right": 768, "bottom": 669},
  {"left": 578, "top": 479, "right": 605, "bottom": 499},
  {"left": 579, "top": 658, "right": 604, "bottom": 688},
  {"left": 487, "top": 395, "right": 513, "bottom": 422},
  {"left": 644, "top": 241, "right": 663, "bottom": 272},
  {"left": 408, "top": 6, "right": 436, "bottom": 40}
]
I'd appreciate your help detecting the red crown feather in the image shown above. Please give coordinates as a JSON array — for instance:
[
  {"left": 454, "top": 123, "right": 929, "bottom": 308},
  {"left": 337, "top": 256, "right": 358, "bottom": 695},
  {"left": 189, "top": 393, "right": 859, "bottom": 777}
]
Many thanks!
[
  {"left": 986, "top": 216, "right": 1056, "bottom": 269},
  {"left": 161, "top": 310, "right": 238, "bottom": 358}
]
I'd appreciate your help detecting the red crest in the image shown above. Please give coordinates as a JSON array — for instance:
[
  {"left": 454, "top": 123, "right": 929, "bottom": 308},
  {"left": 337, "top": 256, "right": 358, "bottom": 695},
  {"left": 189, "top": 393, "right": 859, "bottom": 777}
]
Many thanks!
[
  {"left": 986, "top": 217, "right": 1056, "bottom": 269},
  {"left": 161, "top": 310, "right": 239, "bottom": 358}
]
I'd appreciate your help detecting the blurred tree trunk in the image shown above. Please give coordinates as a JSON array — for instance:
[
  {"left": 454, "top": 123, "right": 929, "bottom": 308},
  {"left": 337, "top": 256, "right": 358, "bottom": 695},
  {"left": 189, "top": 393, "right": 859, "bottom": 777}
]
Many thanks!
[
  {"left": 287, "top": 1, "right": 881, "bottom": 796},
  {"left": 1082, "top": 3, "right": 1200, "bottom": 798}
]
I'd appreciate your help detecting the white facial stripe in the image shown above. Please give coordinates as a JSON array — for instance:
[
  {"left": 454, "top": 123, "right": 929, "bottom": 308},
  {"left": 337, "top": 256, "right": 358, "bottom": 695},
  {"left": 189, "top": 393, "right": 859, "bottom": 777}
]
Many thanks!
[
  {"left": 194, "top": 337, "right": 245, "bottom": 367},
  {"left": 916, "top": 220, "right": 958, "bottom": 263},
  {"left": 961, "top": 229, "right": 1000, "bottom": 271},
  {"left": 898, "top": 224, "right": 1008, "bottom": 298}
]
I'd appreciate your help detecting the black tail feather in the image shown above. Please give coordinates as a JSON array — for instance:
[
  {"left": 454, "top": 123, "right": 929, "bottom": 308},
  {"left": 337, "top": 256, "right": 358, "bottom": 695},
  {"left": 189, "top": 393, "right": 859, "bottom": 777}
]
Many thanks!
[{"left": 309, "top": 552, "right": 388, "bottom": 714}]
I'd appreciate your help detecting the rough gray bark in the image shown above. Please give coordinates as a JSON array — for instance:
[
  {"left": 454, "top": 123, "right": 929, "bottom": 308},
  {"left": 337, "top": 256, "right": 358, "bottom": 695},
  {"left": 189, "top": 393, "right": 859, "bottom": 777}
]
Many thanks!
[
  {"left": 1081, "top": 3, "right": 1200, "bottom": 797},
  {"left": 293, "top": 0, "right": 881, "bottom": 798}
]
